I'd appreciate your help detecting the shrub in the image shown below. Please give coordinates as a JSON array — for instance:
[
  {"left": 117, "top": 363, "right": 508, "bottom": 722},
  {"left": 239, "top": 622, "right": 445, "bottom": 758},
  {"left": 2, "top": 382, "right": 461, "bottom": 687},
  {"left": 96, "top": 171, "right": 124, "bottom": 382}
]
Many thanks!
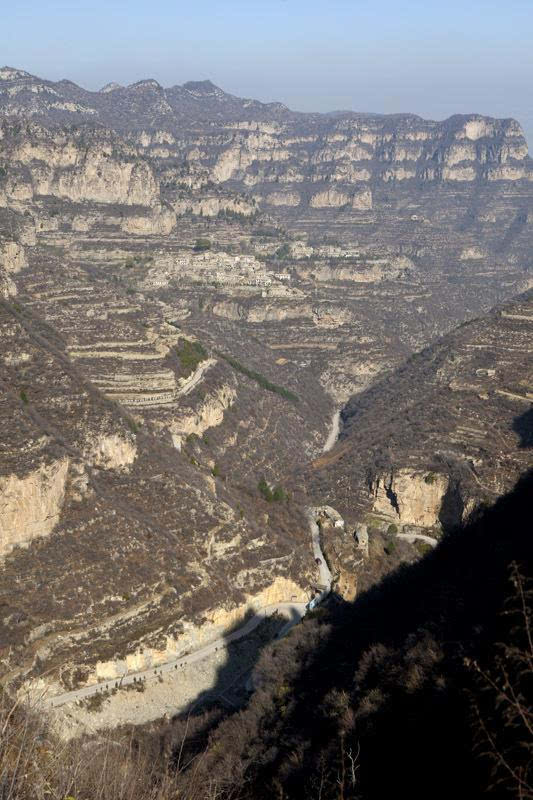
[
  {"left": 272, "top": 485, "right": 286, "bottom": 502},
  {"left": 19, "top": 389, "right": 28, "bottom": 404},
  {"left": 85, "top": 691, "right": 107, "bottom": 712},
  {"left": 387, "top": 523, "right": 398, "bottom": 535},
  {"left": 275, "top": 243, "right": 291, "bottom": 259},
  {"left": 176, "top": 338, "right": 208, "bottom": 376},
  {"left": 258, "top": 477, "right": 273, "bottom": 502},
  {"left": 258, "top": 479, "right": 286, "bottom": 503},
  {"left": 384, "top": 539, "right": 396, "bottom": 556},
  {"left": 193, "top": 238, "right": 211, "bottom": 252}
]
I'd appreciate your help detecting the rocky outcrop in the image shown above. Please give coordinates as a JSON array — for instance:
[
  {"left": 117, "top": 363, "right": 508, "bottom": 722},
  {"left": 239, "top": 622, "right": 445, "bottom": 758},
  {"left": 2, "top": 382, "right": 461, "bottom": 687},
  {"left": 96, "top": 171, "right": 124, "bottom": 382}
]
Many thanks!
[
  {"left": 1, "top": 241, "right": 27, "bottom": 273},
  {"left": 46, "top": 152, "right": 158, "bottom": 206},
  {"left": 0, "top": 272, "right": 15, "bottom": 298},
  {"left": 309, "top": 189, "right": 351, "bottom": 209},
  {"left": 88, "top": 434, "right": 137, "bottom": 470},
  {"left": 371, "top": 470, "right": 449, "bottom": 528},
  {"left": 169, "top": 384, "right": 236, "bottom": 450},
  {"left": 4, "top": 128, "right": 160, "bottom": 207},
  {"left": 265, "top": 191, "right": 301, "bottom": 207},
  {"left": 0, "top": 241, "right": 26, "bottom": 296},
  {"left": 309, "top": 188, "right": 372, "bottom": 210},
  {"left": 0, "top": 458, "right": 69, "bottom": 558},
  {"left": 120, "top": 204, "right": 175, "bottom": 234},
  {"left": 173, "top": 194, "right": 256, "bottom": 217}
]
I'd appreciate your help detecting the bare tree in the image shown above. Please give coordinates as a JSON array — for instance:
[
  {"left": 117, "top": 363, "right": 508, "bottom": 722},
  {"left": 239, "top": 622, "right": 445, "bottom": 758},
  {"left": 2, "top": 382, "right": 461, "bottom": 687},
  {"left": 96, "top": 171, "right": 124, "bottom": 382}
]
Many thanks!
[{"left": 468, "top": 564, "right": 532, "bottom": 798}]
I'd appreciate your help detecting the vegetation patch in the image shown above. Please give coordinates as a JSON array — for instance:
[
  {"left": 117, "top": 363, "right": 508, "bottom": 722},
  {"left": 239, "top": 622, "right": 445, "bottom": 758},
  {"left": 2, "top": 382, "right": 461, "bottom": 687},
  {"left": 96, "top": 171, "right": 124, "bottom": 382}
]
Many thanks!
[
  {"left": 416, "top": 540, "right": 435, "bottom": 557},
  {"left": 81, "top": 691, "right": 108, "bottom": 712},
  {"left": 258, "top": 477, "right": 287, "bottom": 502},
  {"left": 176, "top": 338, "right": 208, "bottom": 377},
  {"left": 193, "top": 238, "right": 212, "bottom": 252},
  {"left": 384, "top": 539, "right": 396, "bottom": 556},
  {"left": 275, "top": 243, "right": 291, "bottom": 259},
  {"left": 216, "top": 350, "right": 299, "bottom": 403}
]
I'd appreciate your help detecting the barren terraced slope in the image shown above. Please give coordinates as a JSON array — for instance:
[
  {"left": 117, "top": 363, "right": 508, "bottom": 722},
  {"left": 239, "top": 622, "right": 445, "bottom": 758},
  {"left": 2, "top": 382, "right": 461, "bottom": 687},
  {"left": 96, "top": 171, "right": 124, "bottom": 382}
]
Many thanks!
[{"left": 302, "top": 290, "right": 532, "bottom": 593}]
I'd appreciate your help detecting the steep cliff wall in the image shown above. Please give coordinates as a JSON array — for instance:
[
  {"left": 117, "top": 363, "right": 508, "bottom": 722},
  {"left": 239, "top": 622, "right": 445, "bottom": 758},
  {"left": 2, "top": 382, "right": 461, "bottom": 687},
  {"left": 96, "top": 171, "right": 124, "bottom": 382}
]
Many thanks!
[
  {"left": 0, "top": 458, "right": 69, "bottom": 558},
  {"left": 1, "top": 124, "right": 161, "bottom": 207},
  {"left": 371, "top": 470, "right": 449, "bottom": 527}
]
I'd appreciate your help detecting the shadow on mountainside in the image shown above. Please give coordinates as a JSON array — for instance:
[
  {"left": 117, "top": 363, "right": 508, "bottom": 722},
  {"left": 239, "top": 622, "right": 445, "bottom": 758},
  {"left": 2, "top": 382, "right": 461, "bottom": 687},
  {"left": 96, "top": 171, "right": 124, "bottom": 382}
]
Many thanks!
[
  {"left": 166, "top": 468, "right": 533, "bottom": 800},
  {"left": 184, "top": 609, "right": 289, "bottom": 714},
  {"left": 153, "top": 606, "right": 293, "bottom": 768},
  {"left": 513, "top": 406, "right": 533, "bottom": 448}
]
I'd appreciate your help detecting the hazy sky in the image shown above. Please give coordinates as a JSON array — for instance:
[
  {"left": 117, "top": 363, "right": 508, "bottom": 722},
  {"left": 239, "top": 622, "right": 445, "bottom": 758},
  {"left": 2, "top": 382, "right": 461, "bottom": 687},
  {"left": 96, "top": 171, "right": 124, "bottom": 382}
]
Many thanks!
[{"left": 2, "top": 0, "right": 532, "bottom": 148}]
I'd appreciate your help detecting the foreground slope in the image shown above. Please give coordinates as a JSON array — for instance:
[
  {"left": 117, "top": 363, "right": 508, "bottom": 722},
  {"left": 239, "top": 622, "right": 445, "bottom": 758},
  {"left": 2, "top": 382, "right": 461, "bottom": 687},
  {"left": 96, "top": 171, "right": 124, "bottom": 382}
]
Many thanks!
[
  {"left": 163, "top": 469, "right": 532, "bottom": 800},
  {"left": 1, "top": 469, "right": 530, "bottom": 800}
]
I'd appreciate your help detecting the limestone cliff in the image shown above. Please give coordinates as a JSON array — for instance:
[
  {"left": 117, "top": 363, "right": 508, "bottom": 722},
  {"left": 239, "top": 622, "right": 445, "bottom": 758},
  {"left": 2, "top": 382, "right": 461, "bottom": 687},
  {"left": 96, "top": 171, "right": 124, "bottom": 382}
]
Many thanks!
[
  {"left": 168, "top": 384, "right": 236, "bottom": 450},
  {"left": 2, "top": 70, "right": 531, "bottom": 221},
  {"left": 371, "top": 470, "right": 449, "bottom": 528},
  {"left": 0, "top": 458, "right": 69, "bottom": 559},
  {"left": 2, "top": 124, "right": 161, "bottom": 207},
  {"left": 93, "top": 575, "right": 306, "bottom": 681}
]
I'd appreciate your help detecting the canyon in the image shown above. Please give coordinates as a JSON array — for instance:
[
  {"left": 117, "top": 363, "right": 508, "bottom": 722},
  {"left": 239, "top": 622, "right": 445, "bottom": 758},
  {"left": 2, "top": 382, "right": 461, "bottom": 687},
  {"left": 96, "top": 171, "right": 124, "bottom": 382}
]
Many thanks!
[{"left": 0, "top": 66, "right": 531, "bottom": 728}]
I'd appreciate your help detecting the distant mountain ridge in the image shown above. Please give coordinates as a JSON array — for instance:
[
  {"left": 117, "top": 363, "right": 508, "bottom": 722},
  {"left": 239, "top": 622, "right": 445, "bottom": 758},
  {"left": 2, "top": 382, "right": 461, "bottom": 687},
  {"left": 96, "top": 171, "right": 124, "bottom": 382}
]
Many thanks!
[
  {"left": 0, "top": 65, "right": 528, "bottom": 136},
  {"left": 0, "top": 65, "right": 293, "bottom": 124},
  {"left": 1, "top": 65, "right": 531, "bottom": 199}
]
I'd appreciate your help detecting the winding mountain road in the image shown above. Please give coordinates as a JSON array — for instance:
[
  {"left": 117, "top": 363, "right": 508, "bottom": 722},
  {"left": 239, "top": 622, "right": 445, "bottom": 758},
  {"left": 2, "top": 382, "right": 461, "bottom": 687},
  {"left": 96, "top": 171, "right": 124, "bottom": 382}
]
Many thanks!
[
  {"left": 44, "top": 510, "right": 331, "bottom": 709},
  {"left": 45, "top": 601, "right": 307, "bottom": 708}
]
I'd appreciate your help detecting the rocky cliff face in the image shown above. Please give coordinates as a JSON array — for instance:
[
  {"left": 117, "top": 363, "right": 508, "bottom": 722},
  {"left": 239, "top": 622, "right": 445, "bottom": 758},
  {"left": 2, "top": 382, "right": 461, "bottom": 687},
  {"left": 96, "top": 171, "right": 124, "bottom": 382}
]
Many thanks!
[
  {"left": 1, "top": 68, "right": 531, "bottom": 221},
  {"left": 1, "top": 123, "right": 160, "bottom": 207},
  {"left": 0, "top": 457, "right": 69, "bottom": 558},
  {"left": 370, "top": 470, "right": 450, "bottom": 528}
]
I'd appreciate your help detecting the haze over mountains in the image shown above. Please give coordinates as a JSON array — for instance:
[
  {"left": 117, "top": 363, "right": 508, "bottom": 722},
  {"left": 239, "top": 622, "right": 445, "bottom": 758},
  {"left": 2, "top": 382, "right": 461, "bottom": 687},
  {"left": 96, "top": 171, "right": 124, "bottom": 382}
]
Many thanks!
[{"left": 0, "top": 64, "right": 531, "bottom": 774}]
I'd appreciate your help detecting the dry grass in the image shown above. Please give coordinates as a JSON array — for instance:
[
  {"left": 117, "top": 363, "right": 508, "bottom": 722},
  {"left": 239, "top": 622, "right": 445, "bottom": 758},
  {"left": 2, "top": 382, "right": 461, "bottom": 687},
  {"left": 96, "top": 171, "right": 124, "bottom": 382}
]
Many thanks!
[{"left": 0, "top": 691, "right": 180, "bottom": 800}]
